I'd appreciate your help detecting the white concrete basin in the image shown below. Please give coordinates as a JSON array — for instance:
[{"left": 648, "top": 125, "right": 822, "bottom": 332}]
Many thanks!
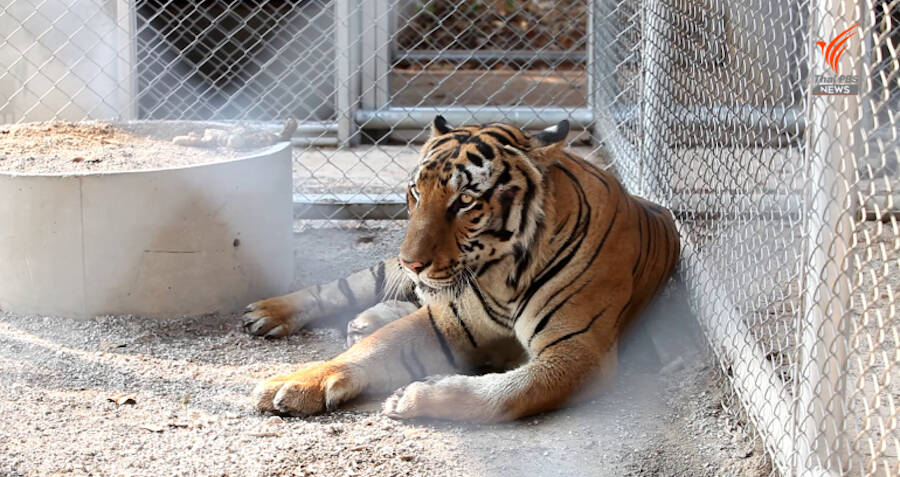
[{"left": 0, "top": 142, "right": 294, "bottom": 318}]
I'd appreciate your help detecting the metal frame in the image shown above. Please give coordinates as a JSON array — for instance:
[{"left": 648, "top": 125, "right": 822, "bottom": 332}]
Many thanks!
[
  {"left": 335, "top": 0, "right": 360, "bottom": 146},
  {"left": 393, "top": 50, "right": 588, "bottom": 63},
  {"left": 115, "top": 0, "right": 138, "bottom": 121}
]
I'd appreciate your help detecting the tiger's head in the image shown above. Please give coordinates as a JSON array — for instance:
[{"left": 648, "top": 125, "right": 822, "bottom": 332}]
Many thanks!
[{"left": 398, "top": 116, "right": 569, "bottom": 292}]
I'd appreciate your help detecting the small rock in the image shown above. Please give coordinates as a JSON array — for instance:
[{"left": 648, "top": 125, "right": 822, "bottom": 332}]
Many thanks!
[
  {"left": 266, "top": 416, "right": 284, "bottom": 426},
  {"left": 107, "top": 393, "right": 137, "bottom": 405}
]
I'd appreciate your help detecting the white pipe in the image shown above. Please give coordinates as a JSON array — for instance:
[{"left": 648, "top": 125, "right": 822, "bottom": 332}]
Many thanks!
[{"left": 796, "top": 1, "right": 860, "bottom": 474}]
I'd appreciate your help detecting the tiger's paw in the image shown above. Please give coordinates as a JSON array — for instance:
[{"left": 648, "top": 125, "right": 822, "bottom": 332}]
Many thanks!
[
  {"left": 346, "top": 301, "right": 418, "bottom": 348},
  {"left": 252, "top": 361, "right": 361, "bottom": 416},
  {"left": 243, "top": 296, "right": 297, "bottom": 338},
  {"left": 382, "top": 377, "right": 496, "bottom": 422},
  {"left": 346, "top": 312, "right": 389, "bottom": 347}
]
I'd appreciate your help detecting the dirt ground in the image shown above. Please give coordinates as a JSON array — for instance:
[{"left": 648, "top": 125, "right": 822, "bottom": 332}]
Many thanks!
[
  {"left": 0, "top": 121, "right": 244, "bottom": 174},
  {"left": 0, "top": 223, "right": 771, "bottom": 477}
]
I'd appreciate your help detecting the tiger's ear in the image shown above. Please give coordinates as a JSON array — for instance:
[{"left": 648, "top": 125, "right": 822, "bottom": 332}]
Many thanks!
[
  {"left": 531, "top": 120, "right": 570, "bottom": 148},
  {"left": 431, "top": 115, "right": 452, "bottom": 136}
]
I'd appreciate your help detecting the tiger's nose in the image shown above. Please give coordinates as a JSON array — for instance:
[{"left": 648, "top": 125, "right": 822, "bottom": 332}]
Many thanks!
[{"left": 399, "top": 258, "right": 429, "bottom": 274}]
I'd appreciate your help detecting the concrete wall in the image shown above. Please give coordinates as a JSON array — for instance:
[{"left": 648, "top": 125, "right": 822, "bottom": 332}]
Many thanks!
[{"left": 0, "top": 143, "right": 293, "bottom": 318}]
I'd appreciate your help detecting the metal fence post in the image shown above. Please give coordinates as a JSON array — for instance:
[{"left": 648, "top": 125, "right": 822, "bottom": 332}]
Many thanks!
[
  {"left": 360, "top": 0, "right": 390, "bottom": 112},
  {"left": 115, "top": 0, "right": 137, "bottom": 120},
  {"left": 335, "top": 0, "right": 360, "bottom": 146},
  {"left": 640, "top": 0, "right": 673, "bottom": 204},
  {"left": 797, "top": 1, "right": 860, "bottom": 474},
  {"left": 589, "top": 0, "right": 641, "bottom": 189}
]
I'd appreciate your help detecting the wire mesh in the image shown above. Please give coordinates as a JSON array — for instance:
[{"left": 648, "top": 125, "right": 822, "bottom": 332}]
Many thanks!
[
  {"left": 591, "top": 0, "right": 898, "bottom": 475},
  {"left": 0, "top": 0, "right": 898, "bottom": 475}
]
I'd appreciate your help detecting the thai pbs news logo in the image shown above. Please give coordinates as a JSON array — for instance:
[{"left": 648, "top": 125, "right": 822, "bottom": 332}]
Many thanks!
[{"left": 812, "top": 24, "right": 861, "bottom": 96}]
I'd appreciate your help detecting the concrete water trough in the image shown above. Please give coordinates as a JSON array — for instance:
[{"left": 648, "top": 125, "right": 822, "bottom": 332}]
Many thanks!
[{"left": 0, "top": 140, "right": 294, "bottom": 318}]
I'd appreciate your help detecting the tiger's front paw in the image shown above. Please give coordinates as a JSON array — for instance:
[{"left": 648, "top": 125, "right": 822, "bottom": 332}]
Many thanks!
[
  {"left": 382, "top": 377, "right": 497, "bottom": 422},
  {"left": 252, "top": 361, "right": 361, "bottom": 416},
  {"left": 243, "top": 296, "right": 297, "bottom": 338}
]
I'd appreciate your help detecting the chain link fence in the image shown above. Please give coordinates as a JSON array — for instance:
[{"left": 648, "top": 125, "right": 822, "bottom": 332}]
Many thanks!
[
  {"left": 1, "top": 0, "right": 898, "bottom": 475},
  {"left": 592, "top": 0, "right": 898, "bottom": 475}
]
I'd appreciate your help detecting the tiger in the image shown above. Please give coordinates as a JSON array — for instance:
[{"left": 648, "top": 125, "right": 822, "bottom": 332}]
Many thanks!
[{"left": 243, "top": 116, "right": 680, "bottom": 422}]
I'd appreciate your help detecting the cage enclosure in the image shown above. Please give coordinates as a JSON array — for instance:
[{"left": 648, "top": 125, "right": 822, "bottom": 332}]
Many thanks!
[{"left": 0, "top": 0, "right": 897, "bottom": 475}]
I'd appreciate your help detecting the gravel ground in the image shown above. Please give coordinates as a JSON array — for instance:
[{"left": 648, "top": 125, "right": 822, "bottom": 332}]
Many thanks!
[{"left": 0, "top": 223, "right": 771, "bottom": 476}]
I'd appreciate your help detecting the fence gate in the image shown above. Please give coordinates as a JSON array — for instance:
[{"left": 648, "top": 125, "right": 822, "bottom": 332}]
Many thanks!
[{"left": 1, "top": 0, "right": 898, "bottom": 475}]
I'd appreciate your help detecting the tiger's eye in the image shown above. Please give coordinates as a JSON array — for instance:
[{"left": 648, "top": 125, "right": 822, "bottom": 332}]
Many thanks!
[{"left": 459, "top": 194, "right": 474, "bottom": 205}]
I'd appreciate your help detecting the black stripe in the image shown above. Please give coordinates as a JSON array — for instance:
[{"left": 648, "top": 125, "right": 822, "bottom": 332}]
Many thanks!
[
  {"left": 647, "top": 227, "right": 678, "bottom": 300},
  {"left": 496, "top": 186, "right": 517, "bottom": 232},
  {"left": 472, "top": 138, "right": 496, "bottom": 160},
  {"left": 337, "top": 278, "right": 358, "bottom": 309},
  {"left": 477, "top": 256, "right": 506, "bottom": 276},
  {"left": 483, "top": 131, "right": 513, "bottom": 146},
  {"left": 470, "top": 282, "right": 513, "bottom": 329},
  {"left": 492, "top": 124, "right": 523, "bottom": 145},
  {"left": 465, "top": 151, "right": 484, "bottom": 167},
  {"left": 538, "top": 305, "right": 612, "bottom": 355},
  {"left": 656, "top": 226, "right": 671, "bottom": 282},
  {"left": 496, "top": 161, "right": 512, "bottom": 184},
  {"left": 483, "top": 229, "right": 514, "bottom": 241},
  {"left": 633, "top": 205, "right": 646, "bottom": 276},
  {"left": 485, "top": 127, "right": 518, "bottom": 146},
  {"left": 479, "top": 179, "right": 500, "bottom": 202},
  {"left": 512, "top": 166, "right": 591, "bottom": 318},
  {"left": 613, "top": 299, "right": 634, "bottom": 328},
  {"left": 527, "top": 278, "right": 593, "bottom": 346},
  {"left": 449, "top": 302, "right": 477, "bottom": 347},
  {"left": 427, "top": 306, "right": 457, "bottom": 367},
  {"left": 373, "top": 261, "right": 386, "bottom": 299},
  {"left": 455, "top": 163, "right": 473, "bottom": 185},
  {"left": 529, "top": 298, "right": 568, "bottom": 346},
  {"left": 638, "top": 211, "right": 656, "bottom": 280},
  {"left": 431, "top": 133, "right": 469, "bottom": 149},
  {"left": 553, "top": 212, "right": 571, "bottom": 236},
  {"left": 563, "top": 150, "right": 610, "bottom": 186},
  {"left": 515, "top": 164, "right": 620, "bottom": 326},
  {"left": 430, "top": 136, "right": 455, "bottom": 149},
  {"left": 508, "top": 242, "right": 531, "bottom": 289}
]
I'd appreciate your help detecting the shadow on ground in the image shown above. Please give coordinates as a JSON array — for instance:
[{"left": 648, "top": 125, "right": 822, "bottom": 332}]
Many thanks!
[{"left": 0, "top": 224, "right": 770, "bottom": 476}]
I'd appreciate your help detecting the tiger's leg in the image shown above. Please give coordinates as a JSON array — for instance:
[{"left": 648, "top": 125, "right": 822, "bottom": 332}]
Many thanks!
[
  {"left": 252, "top": 304, "right": 478, "bottom": 416},
  {"left": 346, "top": 300, "right": 420, "bottom": 348},
  {"left": 382, "top": 294, "right": 630, "bottom": 422},
  {"left": 243, "top": 258, "right": 413, "bottom": 338}
]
